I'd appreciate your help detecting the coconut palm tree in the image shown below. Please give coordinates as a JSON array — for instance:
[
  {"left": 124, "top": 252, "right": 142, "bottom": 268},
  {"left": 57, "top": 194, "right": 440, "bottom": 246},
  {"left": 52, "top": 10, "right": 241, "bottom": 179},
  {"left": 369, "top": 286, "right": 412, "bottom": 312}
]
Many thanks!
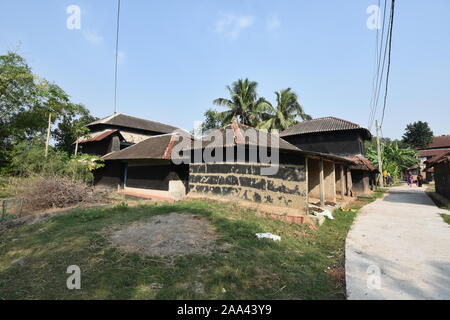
[
  {"left": 258, "top": 88, "right": 311, "bottom": 131},
  {"left": 212, "top": 78, "right": 271, "bottom": 127}
]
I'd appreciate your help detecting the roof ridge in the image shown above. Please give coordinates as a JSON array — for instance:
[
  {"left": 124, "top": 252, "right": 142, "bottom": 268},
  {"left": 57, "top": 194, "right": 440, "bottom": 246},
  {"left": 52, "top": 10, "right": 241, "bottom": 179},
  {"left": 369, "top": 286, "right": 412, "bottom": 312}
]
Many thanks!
[
  {"left": 101, "top": 133, "right": 173, "bottom": 160},
  {"left": 119, "top": 113, "right": 179, "bottom": 129}
]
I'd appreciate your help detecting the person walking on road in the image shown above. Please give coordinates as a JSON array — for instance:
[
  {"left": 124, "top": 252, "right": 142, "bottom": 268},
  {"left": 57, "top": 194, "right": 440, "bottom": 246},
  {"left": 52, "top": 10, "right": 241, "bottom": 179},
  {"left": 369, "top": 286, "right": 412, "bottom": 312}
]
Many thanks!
[
  {"left": 417, "top": 174, "right": 423, "bottom": 187},
  {"left": 386, "top": 173, "right": 393, "bottom": 186},
  {"left": 407, "top": 173, "right": 413, "bottom": 187}
]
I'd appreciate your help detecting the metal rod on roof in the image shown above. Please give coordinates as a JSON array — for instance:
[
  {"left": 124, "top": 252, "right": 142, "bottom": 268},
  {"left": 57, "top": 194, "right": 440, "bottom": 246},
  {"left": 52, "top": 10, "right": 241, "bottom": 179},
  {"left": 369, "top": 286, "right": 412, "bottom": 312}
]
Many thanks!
[{"left": 113, "top": 0, "right": 121, "bottom": 114}]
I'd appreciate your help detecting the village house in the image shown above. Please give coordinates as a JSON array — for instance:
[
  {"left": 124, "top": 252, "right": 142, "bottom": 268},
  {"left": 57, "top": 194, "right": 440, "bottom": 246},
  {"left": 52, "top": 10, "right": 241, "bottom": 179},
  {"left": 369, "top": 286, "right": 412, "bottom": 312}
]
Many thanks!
[
  {"left": 426, "top": 150, "right": 450, "bottom": 201},
  {"left": 75, "top": 113, "right": 182, "bottom": 156},
  {"left": 75, "top": 113, "right": 191, "bottom": 190},
  {"left": 280, "top": 117, "right": 378, "bottom": 196},
  {"left": 184, "top": 122, "right": 354, "bottom": 224},
  {"left": 79, "top": 114, "right": 357, "bottom": 224},
  {"left": 101, "top": 132, "right": 193, "bottom": 201},
  {"left": 417, "top": 136, "right": 450, "bottom": 182}
]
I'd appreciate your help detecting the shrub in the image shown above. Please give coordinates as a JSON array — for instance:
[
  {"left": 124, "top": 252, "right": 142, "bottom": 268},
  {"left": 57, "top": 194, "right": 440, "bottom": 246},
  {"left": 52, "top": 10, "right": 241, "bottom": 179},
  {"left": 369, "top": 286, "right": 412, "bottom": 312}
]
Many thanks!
[
  {"left": 19, "top": 175, "right": 96, "bottom": 211},
  {"left": 9, "top": 139, "right": 104, "bottom": 183}
]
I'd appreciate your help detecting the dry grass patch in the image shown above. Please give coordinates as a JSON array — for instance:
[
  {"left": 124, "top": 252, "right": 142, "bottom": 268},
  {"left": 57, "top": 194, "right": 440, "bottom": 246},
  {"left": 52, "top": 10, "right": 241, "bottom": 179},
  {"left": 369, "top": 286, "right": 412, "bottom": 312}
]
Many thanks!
[{"left": 108, "top": 212, "right": 219, "bottom": 257}]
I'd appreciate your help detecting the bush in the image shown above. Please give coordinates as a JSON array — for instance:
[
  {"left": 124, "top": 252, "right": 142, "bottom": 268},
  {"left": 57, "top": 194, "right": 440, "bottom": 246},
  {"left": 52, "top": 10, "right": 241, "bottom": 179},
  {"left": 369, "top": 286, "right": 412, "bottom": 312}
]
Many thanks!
[
  {"left": 19, "top": 176, "right": 96, "bottom": 211},
  {"left": 8, "top": 139, "right": 103, "bottom": 183}
]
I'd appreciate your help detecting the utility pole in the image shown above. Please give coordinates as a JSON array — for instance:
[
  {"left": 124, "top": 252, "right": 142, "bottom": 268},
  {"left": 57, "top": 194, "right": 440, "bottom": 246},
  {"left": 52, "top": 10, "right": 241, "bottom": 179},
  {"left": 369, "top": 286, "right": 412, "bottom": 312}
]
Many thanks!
[
  {"left": 45, "top": 112, "right": 52, "bottom": 157},
  {"left": 376, "top": 120, "right": 384, "bottom": 187}
]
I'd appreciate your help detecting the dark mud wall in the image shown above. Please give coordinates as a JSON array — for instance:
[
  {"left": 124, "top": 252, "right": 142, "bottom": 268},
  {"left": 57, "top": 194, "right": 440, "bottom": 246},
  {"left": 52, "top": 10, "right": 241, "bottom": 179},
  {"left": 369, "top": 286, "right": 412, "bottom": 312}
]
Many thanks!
[{"left": 188, "top": 157, "right": 307, "bottom": 209}]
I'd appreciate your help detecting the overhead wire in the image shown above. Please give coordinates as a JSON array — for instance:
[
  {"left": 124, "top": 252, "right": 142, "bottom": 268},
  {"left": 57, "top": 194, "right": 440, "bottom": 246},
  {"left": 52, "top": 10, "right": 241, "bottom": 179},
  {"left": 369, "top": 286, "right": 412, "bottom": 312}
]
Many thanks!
[
  {"left": 380, "top": 0, "right": 396, "bottom": 127},
  {"left": 368, "top": 0, "right": 389, "bottom": 132}
]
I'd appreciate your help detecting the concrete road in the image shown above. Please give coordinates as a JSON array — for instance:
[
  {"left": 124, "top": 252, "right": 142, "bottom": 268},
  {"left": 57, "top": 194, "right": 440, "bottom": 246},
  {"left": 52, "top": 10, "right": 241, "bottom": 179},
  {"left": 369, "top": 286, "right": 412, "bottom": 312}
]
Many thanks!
[{"left": 346, "top": 185, "right": 450, "bottom": 300}]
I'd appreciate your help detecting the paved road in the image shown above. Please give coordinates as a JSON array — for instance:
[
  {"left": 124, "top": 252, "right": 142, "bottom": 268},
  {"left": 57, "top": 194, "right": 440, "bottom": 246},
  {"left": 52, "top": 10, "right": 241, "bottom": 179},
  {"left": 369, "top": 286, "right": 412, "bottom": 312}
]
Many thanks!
[{"left": 346, "top": 185, "right": 450, "bottom": 300}]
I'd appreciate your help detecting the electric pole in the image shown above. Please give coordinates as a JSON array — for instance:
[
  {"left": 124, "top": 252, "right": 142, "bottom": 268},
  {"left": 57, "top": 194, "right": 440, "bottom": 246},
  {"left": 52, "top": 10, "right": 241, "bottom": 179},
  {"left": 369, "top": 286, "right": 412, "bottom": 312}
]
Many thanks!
[
  {"left": 45, "top": 112, "right": 52, "bottom": 157},
  {"left": 376, "top": 120, "right": 384, "bottom": 187}
]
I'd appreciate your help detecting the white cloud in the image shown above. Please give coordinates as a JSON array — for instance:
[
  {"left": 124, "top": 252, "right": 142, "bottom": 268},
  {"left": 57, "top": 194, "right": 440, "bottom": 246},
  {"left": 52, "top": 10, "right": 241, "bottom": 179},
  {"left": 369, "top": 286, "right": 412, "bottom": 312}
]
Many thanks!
[
  {"left": 83, "top": 30, "right": 104, "bottom": 45},
  {"left": 215, "top": 14, "right": 255, "bottom": 39},
  {"left": 267, "top": 16, "right": 281, "bottom": 31}
]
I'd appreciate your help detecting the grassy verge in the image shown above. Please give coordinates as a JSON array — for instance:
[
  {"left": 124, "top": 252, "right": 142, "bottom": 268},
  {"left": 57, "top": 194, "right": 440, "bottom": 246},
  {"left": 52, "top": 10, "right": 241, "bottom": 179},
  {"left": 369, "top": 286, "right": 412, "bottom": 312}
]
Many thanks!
[
  {"left": 0, "top": 191, "right": 386, "bottom": 300},
  {"left": 424, "top": 186, "right": 450, "bottom": 226},
  {"left": 425, "top": 186, "right": 450, "bottom": 210},
  {"left": 441, "top": 214, "right": 450, "bottom": 226}
]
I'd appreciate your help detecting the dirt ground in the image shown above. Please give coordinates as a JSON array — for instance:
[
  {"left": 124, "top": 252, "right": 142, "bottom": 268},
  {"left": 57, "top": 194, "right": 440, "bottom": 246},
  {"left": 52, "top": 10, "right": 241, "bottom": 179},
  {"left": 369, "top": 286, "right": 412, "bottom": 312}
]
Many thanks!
[{"left": 108, "top": 212, "right": 218, "bottom": 257}]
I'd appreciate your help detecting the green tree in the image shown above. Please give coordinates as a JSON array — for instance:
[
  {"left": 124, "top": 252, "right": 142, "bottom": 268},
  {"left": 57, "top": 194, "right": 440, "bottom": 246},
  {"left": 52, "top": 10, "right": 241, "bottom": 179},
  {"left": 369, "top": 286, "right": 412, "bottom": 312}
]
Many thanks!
[
  {"left": 0, "top": 51, "right": 83, "bottom": 168},
  {"left": 402, "top": 121, "right": 434, "bottom": 149},
  {"left": 53, "top": 108, "right": 97, "bottom": 154},
  {"left": 200, "top": 109, "right": 224, "bottom": 132},
  {"left": 0, "top": 52, "right": 39, "bottom": 168},
  {"left": 212, "top": 78, "right": 271, "bottom": 127},
  {"left": 366, "top": 141, "right": 418, "bottom": 180},
  {"left": 9, "top": 138, "right": 103, "bottom": 183},
  {"left": 258, "top": 88, "right": 311, "bottom": 130}
]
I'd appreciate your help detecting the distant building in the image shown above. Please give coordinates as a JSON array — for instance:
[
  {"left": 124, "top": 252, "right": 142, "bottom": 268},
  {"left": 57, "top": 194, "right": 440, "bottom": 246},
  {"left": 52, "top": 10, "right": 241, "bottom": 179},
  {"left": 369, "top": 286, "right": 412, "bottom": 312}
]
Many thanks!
[
  {"left": 417, "top": 136, "right": 450, "bottom": 182},
  {"left": 281, "top": 117, "right": 378, "bottom": 196}
]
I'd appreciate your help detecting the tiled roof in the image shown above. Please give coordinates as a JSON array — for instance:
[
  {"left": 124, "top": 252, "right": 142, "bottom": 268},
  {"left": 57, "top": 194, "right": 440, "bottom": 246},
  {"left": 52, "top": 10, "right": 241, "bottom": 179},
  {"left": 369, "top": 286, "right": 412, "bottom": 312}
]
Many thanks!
[
  {"left": 425, "top": 150, "right": 450, "bottom": 167},
  {"left": 75, "top": 130, "right": 122, "bottom": 144},
  {"left": 280, "top": 117, "right": 372, "bottom": 139},
  {"left": 197, "top": 122, "right": 300, "bottom": 152},
  {"left": 346, "top": 155, "right": 378, "bottom": 172},
  {"left": 102, "top": 133, "right": 193, "bottom": 161},
  {"left": 420, "top": 136, "right": 450, "bottom": 149},
  {"left": 87, "top": 113, "right": 180, "bottom": 134},
  {"left": 103, "top": 122, "right": 356, "bottom": 165},
  {"left": 193, "top": 122, "right": 354, "bottom": 164},
  {"left": 418, "top": 148, "right": 450, "bottom": 158}
]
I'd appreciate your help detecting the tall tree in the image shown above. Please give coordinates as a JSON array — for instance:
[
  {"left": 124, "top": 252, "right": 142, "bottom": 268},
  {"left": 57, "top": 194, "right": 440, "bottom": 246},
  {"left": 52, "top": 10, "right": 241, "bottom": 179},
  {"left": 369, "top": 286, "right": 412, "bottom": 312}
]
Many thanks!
[
  {"left": 212, "top": 78, "right": 271, "bottom": 127},
  {"left": 402, "top": 121, "right": 434, "bottom": 149},
  {"left": 258, "top": 88, "right": 311, "bottom": 131},
  {"left": 0, "top": 51, "right": 84, "bottom": 168},
  {"left": 53, "top": 107, "right": 97, "bottom": 154},
  {"left": 200, "top": 109, "right": 223, "bottom": 132}
]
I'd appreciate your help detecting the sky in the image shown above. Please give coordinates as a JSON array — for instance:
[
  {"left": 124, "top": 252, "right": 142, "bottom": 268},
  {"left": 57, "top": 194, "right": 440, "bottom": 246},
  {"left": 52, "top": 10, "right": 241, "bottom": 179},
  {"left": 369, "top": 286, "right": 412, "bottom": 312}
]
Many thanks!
[{"left": 0, "top": 0, "right": 449, "bottom": 139}]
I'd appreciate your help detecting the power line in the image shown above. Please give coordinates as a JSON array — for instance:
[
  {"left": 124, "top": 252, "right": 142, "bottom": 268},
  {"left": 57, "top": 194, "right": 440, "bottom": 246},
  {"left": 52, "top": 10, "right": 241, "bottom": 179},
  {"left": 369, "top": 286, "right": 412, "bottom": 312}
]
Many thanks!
[
  {"left": 380, "top": 0, "right": 396, "bottom": 127},
  {"left": 368, "top": 0, "right": 381, "bottom": 124},
  {"left": 368, "top": 0, "right": 388, "bottom": 131},
  {"left": 114, "top": 0, "right": 121, "bottom": 114}
]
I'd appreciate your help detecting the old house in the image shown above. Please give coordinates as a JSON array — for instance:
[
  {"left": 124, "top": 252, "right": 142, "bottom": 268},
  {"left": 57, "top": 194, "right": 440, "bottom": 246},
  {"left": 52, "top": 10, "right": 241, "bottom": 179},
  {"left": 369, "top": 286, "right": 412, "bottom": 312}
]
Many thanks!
[
  {"left": 187, "top": 122, "right": 353, "bottom": 224},
  {"left": 280, "top": 117, "right": 377, "bottom": 196},
  {"left": 101, "top": 132, "right": 192, "bottom": 201},
  {"left": 77, "top": 114, "right": 357, "bottom": 224},
  {"left": 76, "top": 113, "right": 181, "bottom": 156},
  {"left": 76, "top": 113, "right": 188, "bottom": 195},
  {"left": 426, "top": 150, "right": 450, "bottom": 200},
  {"left": 417, "top": 136, "right": 450, "bottom": 182}
]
